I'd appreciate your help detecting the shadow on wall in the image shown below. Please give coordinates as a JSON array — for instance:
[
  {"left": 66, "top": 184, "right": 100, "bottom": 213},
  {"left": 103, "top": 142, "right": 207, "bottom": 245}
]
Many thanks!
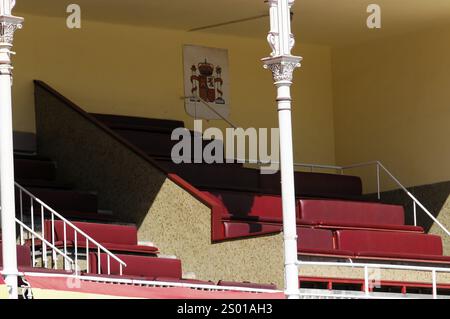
[
  {"left": 33, "top": 80, "right": 285, "bottom": 286},
  {"left": 34, "top": 80, "right": 167, "bottom": 227},
  {"left": 366, "top": 181, "right": 450, "bottom": 233},
  {"left": 219, "top": 193, "right": 264, "bottom": 233}
]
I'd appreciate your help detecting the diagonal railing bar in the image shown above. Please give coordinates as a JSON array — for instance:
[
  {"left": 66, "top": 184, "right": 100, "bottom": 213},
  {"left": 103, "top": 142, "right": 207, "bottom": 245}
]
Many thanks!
[
  {"left": 181, "top": 96, "right": 238, "bottom": 129},
  {"left": 15, "top": 182, "right": 127, "bottom": 275},
  {"left": 15, "top": 218, "right": 75, "bottom": 270},
  {"left": 217, "top": 158, "right": 450, "bottom": 237}
]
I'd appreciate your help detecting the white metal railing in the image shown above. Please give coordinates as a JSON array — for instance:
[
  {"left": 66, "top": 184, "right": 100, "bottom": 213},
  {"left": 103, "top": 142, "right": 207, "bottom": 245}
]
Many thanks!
[
  {"left": 298, "top": 289, "right": 445, "bottom": 299},
  {"left": 221, "top": 159, "right": 449, "bottom": 237},
  {"left": 182, "top": 96, "right": 448, "bottom": 236},
  {"left": 15, "top": 218, "right": 75, "bottom": 270},
  {"left": 297, "top": 260, "right": 450, "bottom": 299},
  {"left": 15, "top": 182, "right": 127, "bottom": 275},
  {"left": 183, "top": 94, "right": 450, "bottom": 299},
  {"left": 182, "top": 96, "right": 238, "bottom": 129},
  {"left": 290, "top": 160, "right": 450, "bottom": 237}
]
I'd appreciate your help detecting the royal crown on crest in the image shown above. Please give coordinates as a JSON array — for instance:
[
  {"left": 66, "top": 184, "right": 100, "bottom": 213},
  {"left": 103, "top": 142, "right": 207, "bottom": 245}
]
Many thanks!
[{"left": 198, "top": 59, "right": 214, "bottom": 76}]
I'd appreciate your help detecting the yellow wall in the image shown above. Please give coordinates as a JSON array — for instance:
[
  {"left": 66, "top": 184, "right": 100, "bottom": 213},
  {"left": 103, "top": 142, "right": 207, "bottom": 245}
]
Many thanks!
[
  {"left": 12, "top": 13, "right": 450, "bottom": 190},
  {"left": 12, "top": 13, "right": 336, "bottom": 165},
  {"left": 332, "top": 24, "right": 450, "bottom": 192}
]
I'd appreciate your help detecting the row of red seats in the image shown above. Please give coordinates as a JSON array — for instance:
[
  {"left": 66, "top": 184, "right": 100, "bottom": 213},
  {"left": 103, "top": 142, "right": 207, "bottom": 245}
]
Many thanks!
[
  {"left": 86, "top": 252, "right": 277, "bottom": 289},
  {"left": 43, "top": 220, "right": 159, "bottom": 256},
  {"left": 161, "top": 160, "right": 363, "bottom": 199},
  {"left": 41, "top": 220, "right": 279, "bottom": 288},
  {"left": 224, "top": 223, "right": 450, "bottom": 263},
  {"left": 204, "top": 190, "right": 423, "bottom": 237},
  {"left": 94, "top": 113, "right": 364, "bottom": 201},
  {"left": 0, "top": 244, "right": 72, "bottom": 274},
  {"left": 1, "top": 243, "right": 277, "bottom": 289}
]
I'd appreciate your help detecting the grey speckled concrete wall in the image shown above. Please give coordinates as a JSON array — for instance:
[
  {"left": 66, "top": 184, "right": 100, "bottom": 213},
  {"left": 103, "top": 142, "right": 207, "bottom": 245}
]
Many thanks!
[
  {"left": 366, "top": 182, "right": 450, "bottom": 255},
  {"left": 34, "top": 83, "right": 284, "bottom": 287}
]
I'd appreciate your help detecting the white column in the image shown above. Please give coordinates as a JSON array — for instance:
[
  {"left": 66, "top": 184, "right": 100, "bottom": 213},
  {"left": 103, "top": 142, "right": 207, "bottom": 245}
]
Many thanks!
[
  {"left": 0, "top": 0, "right": 23, "bottom": 299},
  {"left": 262, "top": 0, "right": 301, "bottom": 299}
]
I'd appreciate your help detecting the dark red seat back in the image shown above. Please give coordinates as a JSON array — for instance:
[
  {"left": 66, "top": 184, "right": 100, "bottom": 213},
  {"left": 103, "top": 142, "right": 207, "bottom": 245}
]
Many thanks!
[
  {"left": 336, "top": 230, "right": 443, "bottom": 256},
  {"left": 168, "top": 164, "right": 260, "bottom": 193},
  {"left": 295, "top": 172, "right": 363, "bottom": 198},
  {"left": 48, "top": 220, "right": 138, "bottom": 246},
  {"left": 260, "top": 172, "right": 363, "bottom": 198},
  {"left": 89, "top": 253, "right": 182, "bottom": 279},
  {"left": 298, "top": 199, "right": 405, "bottom": 226},
  {"left": 297, "top": 227, "right": 335, "bottom": 251}
]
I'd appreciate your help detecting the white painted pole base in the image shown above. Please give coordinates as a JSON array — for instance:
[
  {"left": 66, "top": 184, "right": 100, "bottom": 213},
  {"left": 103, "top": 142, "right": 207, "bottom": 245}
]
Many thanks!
[
  {"left": 277, "top": 82, "right": 300, "bottom": 299},
  {"left": 263, "top": 54, "right": 302, "bottom": 299},
  {"left": 0, "top": 71, "right": 19, "bottom": 299},
  {"left": 0, "top": 11, "right": 24, "bottom": 299}
]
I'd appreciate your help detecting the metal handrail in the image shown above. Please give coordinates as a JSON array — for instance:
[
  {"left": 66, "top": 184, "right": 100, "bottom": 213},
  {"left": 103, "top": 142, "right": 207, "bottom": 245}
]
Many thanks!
[
  {"left": 15, "top": 182, "right": 127, "bottom": 275},
  {"left": 15, "top": 218, "right": 75, "bottom": 270},
  {"left": 182, "top": 96, "right": 238, "bottom": 129},
  {"left": 339, "top": 161, "right": 449, "bottom": 236},
  {"left": 224, "top": 159, "right": 450, "bottom": 237},
  {"left": 179, "top": 97, "right": 449, "bottom": 235},
  {"left": 297, "top": 260, "right": 450, "bottom": 299}
]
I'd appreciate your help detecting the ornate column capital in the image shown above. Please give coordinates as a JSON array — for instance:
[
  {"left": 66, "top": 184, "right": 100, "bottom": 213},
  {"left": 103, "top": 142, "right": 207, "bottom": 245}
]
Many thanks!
[
  {"left": 262, "top": 55, "right": 302, "bottom": 84},
  {"left": 0, "top": 15, "right": 24, "bottom": 76},
  {"left": 0, "top": 15, "right": 23, "bottom": 45}
]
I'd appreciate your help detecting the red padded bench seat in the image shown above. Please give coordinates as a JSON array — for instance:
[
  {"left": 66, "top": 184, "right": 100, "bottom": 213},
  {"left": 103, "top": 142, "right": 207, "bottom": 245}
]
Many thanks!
[
  {"left": 299, "top": 199, "right": 405, "bottom": 225},
  {"left": 223, "top": 221, "right": 282, "bottom": 239},
  {"left": 336, "top": 230, "right": 450, "bottom": 263},
  {"left": 88, "top": 253, "right": 182, "bottom": 280},
  {"left": 298, "top": 199, "right": 423, "bottom": 233},
  {"left": 222, "top": 222, "right": 353, "bottom": 257},
  {"left": 45, "top": 220, "right": 159, "bottom": 255},
  {"left": 260, "top": 171, "right": 363, "bottom": 198},
  {"left": 207, "top": 190, "right": 421, "bottom": 240},
  {"left": 165, "top": 164, "right": 261, "bottom": 193},
  {"left": 336, "top": 230, "right": 443, "bottom": 256},
  {"left": 297, "top": 227, "right": 354, "bottom": 258},
  {"left": 305, "top": 221, "right": 423, "bottom": 233}
]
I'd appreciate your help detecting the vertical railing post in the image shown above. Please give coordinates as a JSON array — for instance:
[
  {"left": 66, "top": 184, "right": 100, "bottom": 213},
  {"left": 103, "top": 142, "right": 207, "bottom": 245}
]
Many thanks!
[
  {"left": 86, "top": 240, "right": 90, "bottom": 274},
  {"left": 364, "top": 266, "right": 370, "bottom": 296},
  {"left": 376, "top": 163, "right": 381, "bottom": 200},
  {"left": 107, "top": 255, "right": 111, "bottom": 275},
  {"left": 51, "top": 214, "right": 57, "bottom": 268},
  {"left": 19, "top": 188, "right": 24, "bottom": 244},
  {"left": 41, "top": 206, "right": 48, "bottom": 268},
  {"left": 432, "top": 270, "right": 437, "bottom": 299},
  {"left": 0, "top": 2, "right": 23, "bottom": 299},
  {"left": 30, "top": 199, "right": 35, "bottom": 266},
  {"left": 413, "top": 201, "right": 417, "bottom": 227},
  {"left": 97, "top": 247, "right": 101, "bottom": 274},
  {"left": 263, "top": 0, "right": 301, "bottom": 299},
  {"left": 63, "top": 221, "right": 69, "bottom": 270},
  {"left": 74, "top": 230, "right": 78, "bottom": 274}
]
